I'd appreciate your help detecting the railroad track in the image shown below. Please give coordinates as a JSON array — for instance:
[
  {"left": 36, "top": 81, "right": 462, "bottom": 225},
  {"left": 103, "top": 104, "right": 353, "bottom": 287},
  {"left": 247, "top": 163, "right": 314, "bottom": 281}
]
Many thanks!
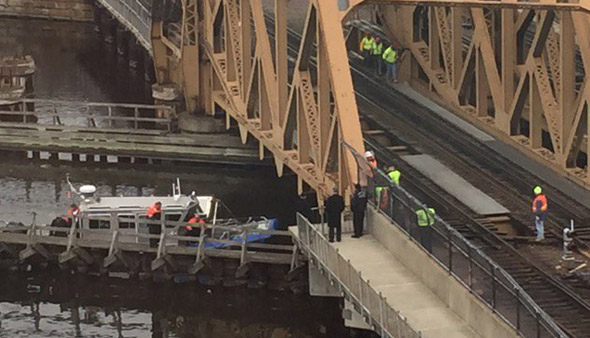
[{"left": 263, "top": 13, "right": 590, "bottom": 337}]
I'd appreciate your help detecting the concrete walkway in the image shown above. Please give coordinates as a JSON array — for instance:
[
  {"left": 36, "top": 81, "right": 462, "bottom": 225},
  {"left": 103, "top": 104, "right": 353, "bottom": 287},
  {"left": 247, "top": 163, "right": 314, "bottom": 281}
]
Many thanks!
[{"left": 333, "top": 234, "right": 481, "bottom": 338}]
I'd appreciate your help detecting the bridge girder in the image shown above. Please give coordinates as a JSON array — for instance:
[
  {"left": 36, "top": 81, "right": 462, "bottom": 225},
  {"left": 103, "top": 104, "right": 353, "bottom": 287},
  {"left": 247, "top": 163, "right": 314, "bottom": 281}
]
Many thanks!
[
  {"left": 152, "top": 0, "right": 365, "bottom": 197},
  {"left": 349, "top": 0, "right": 590, "bottom": 187},
  {"left": 151, "top": 0, "right": 590, "bottom": 195}
]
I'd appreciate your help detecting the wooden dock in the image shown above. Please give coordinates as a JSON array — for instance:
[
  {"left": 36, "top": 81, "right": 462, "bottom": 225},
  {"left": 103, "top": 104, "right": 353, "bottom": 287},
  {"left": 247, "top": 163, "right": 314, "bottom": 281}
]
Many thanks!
[{"left": 0, "top": 220, "right": 296, "bottom": 279}]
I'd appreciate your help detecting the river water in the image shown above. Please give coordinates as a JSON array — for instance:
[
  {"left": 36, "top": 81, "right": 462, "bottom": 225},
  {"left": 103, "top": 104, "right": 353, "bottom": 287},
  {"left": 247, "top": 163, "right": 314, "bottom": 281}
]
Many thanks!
[{"left": 0, "top": 16, "right": 351, "bottom": 338}]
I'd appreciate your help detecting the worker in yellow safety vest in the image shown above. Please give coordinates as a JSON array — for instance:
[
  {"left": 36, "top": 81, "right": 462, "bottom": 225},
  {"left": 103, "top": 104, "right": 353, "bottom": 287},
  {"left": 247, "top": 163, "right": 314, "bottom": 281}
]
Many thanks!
[
  {"left": 372, "top": 36, "right": 384, "bottom": 75},
  {"left": 360, "top": 31, "right": 375, "bottom": 68},
  {"left": 382, "top": 44, "right": 399, "bottom": 83},
  {"left": 387, "top": 166, "right": 401, "bottom": 186},
  {"left": 375, "top": 185, "right": 389, "bottom": 212},
  {"left": 415, "top": 207, "right": 435, "bottom": 252}
]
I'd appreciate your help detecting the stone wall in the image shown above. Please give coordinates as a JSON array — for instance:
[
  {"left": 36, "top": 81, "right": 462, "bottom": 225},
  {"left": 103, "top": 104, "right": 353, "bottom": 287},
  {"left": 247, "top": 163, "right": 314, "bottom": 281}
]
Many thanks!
[{"left": 0, "top": 0, "right": 94, "bottom": 21}]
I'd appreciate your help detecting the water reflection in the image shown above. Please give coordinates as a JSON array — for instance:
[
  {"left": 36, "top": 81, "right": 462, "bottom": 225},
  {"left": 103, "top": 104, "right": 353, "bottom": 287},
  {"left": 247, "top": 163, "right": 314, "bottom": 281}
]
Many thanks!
[
  {"left": 0, "top": 17, "right": 150, "bottom": 103},
  {"left": 0, "top": 273, "right": 345, "bottom": 338}
]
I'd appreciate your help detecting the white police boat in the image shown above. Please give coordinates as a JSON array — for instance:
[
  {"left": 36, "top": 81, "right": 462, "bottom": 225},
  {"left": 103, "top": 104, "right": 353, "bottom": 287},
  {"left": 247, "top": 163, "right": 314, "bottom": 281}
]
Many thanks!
[{"left": 62, "top": 176, "right": 278, "bottom": 247}]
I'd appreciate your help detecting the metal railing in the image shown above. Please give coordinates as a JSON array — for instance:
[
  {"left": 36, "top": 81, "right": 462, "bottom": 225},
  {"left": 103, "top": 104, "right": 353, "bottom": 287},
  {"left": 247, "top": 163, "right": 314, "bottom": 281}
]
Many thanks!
[
  {"left": 358, "top": 155, "right": 568, "bottom": 338},
  {"left": 0, "top": 99, "right": 175, "bottom": 131},
  {"left": 296, "top": 213, "right": 421, "bottom": 338},
  {"left": 0, "top": 218, "right": 294, "bottom": 268},
  {"left": 96, "top": 0, "right": 152, "bottom": 51}
]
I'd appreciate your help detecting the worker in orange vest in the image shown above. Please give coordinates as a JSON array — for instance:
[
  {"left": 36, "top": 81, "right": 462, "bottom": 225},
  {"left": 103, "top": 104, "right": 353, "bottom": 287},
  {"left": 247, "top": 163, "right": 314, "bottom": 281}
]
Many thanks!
[
  {"left": 532, "top": 186, "right": 548, "bottom": 241},
  {"left": 186, "top": 214, "right": 206, "bottom": 233},
  {"left": 64, "top": 203, "right": 80, "bottom": 226},
  {"left": 147, "top": 201, "right": 162, "bottom": 247},
  {"left": 180, "top": 214, "right": 207, "bottom": 246},
  {"left": 146, "top": 202, "right": 162, "bottom": 219},
  {"left": 365, "top": 151, "right": 377, "bottom": 169}
]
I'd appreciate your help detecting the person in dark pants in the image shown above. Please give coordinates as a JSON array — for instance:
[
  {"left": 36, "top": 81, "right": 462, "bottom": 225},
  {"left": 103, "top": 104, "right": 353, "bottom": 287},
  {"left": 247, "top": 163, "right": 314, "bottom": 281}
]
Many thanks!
[
  {"left": 146, "top": 201, "right": 162, "bottom": 248},
  {"left": 325, "top": 188, "right": 345, "bottom": 243},
  {"left": 415, "top": 207, "right": 435, "bottom": 253},
  {"left": 351, "top": 183, "right": 368, "bottom": 238},
  {"left": 359, "top": 31, "right": 375, "bottom": 68}
]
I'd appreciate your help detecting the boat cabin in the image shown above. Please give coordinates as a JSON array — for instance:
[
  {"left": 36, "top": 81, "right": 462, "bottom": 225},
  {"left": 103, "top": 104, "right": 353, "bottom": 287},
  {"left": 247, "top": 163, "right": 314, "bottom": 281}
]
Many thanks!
[{"left": 68, "top": 181, "right": 217, "bottom": 244}]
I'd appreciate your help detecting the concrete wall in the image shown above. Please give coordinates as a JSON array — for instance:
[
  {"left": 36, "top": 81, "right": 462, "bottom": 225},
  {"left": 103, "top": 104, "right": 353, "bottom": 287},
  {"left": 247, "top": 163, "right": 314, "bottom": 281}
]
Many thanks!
[
  {"left": 366, "top": 206, "right": 519, "bottom": 338},
  {"left": 0, "top": 0, "right": 94, "bottom": 21}
]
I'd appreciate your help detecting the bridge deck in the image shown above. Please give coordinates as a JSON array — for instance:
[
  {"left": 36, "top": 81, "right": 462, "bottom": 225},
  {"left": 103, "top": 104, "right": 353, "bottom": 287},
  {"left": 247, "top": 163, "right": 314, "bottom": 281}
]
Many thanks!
[
  {"left": 0, "top": 122, "right": 263, "bottom": 166},
  {"left": 291, "top": 226, "right": 481, "bottom": 338}
]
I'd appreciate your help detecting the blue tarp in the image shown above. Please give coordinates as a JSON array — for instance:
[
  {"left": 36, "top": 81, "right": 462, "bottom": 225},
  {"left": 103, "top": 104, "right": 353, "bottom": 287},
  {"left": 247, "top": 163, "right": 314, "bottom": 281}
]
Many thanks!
[{"left": 200, "top": 219, "right": 278, "bottom": 249}]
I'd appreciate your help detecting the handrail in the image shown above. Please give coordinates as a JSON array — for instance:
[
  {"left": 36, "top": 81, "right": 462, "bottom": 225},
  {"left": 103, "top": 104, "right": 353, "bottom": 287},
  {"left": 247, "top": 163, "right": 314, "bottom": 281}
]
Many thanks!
[
  {"left": 2, "top": 99, "right": 175, "bottom": 131},
  {"left": 0, "top": 222, "right": 292, "bottom": 250},
  {"left": 342, "top": 141, "right": 568, "bottom": 338},
  {"left": 95, "top": 0, "right": 152, "bottom": 52},
  {"left": 296, "top": 213, "right": 420, "bottom": 338}
]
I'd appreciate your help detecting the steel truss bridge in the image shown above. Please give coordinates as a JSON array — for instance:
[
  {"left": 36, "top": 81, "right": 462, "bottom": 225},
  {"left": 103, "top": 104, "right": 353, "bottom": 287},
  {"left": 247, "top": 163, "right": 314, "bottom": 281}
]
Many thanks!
[{"left": 102, "top": 0, "right": 590, "bottom": 196}]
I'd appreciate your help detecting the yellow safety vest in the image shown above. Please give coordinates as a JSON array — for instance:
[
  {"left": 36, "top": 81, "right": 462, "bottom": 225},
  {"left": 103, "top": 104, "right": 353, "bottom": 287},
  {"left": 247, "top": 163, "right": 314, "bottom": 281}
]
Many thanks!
[
  {"left": 387, "top": 170, "right": 401, "bottom": 185},
  {"left": 360, "top": 37, "right": 375, "bottom": 51},
  {"left": 382, "top": 47, "right": 398, "bottom": 64},
  {"left": 372, "top": 42, "right": 384, "bottom": 55},
  {"left": 416, "top": 208, "right": 435, "bottom": 227}
]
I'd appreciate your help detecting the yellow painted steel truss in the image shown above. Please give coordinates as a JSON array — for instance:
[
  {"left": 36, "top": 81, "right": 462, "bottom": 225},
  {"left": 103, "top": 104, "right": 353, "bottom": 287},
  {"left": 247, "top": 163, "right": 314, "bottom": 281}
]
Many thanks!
[
  {"left": 152, "top": 0, "right": 590, "bottom": 196},
  {"left": 358, "top": 0, "right": 590, "bottom": 187},
  {"left": 152, "top": 0, "right": 364, "bottom": 197}
]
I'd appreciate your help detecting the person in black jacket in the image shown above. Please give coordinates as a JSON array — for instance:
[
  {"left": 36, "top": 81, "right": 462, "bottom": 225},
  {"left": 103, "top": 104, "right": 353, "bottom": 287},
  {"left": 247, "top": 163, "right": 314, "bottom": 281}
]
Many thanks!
[
  {"left": 325, "top": 188, "right": 345, "bottom": 243},
  {"left": 351, "top": 184, "right": 368, "bottom": 238}
]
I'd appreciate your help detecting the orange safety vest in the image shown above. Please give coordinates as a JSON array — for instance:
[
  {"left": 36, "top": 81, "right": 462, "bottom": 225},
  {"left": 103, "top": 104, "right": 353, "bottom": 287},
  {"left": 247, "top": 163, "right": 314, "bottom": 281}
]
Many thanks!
[
  {"left": 186, "top": 216, "right": 207, "bottom": 231},
  {"left": 532, "top": 194, "right": 548, "bottom": 213},
  {"left": 146, "top": 204, "right": 162, "bottom": 217},
  {"left": 66, "top": 206, "right": 80, "bottom": 217},
  {"left": 368, "top": 158, "right": 378, "bottom": 169}
]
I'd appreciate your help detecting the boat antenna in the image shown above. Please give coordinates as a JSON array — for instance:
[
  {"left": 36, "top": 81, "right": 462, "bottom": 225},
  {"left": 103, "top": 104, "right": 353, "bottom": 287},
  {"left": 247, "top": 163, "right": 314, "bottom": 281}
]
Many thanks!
[
  {"left": 176, "top": 177, "right": 182, "bottom": 195},
  {"left": 65, "top": 173, "right": 79, "bottom": 197}
]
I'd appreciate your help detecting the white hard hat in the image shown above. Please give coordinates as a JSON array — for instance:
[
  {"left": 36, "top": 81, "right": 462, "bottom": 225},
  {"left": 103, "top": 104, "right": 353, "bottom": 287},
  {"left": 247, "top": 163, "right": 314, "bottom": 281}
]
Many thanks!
[{"left": 365, "top": 151, "right": 374, "bottom": 158}]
